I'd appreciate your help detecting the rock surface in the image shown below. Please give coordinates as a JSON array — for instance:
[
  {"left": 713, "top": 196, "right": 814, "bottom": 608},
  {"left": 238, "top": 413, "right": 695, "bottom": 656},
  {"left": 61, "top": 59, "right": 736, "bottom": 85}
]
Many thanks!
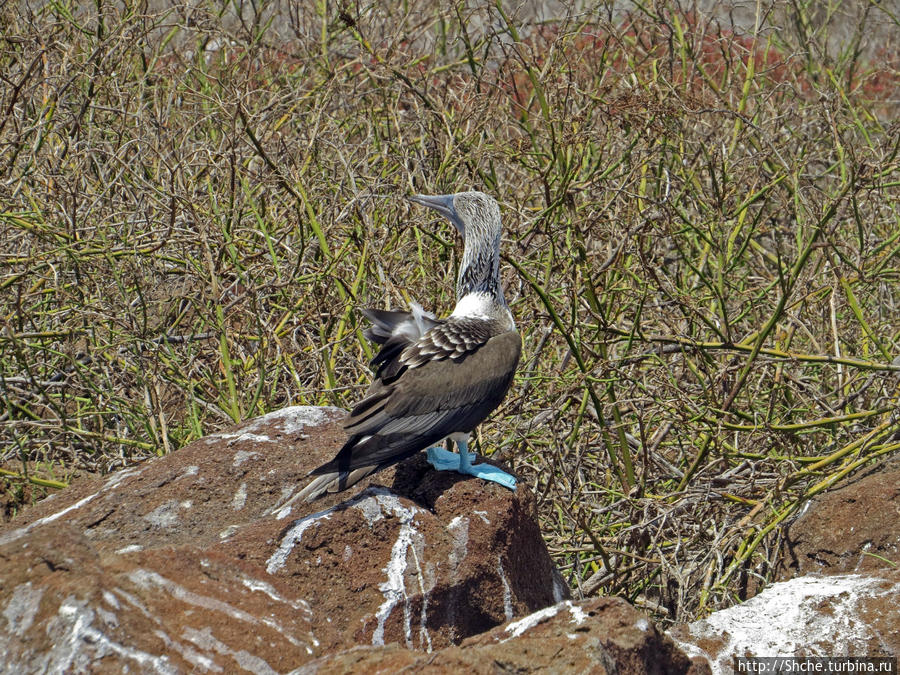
[
  {"left": 301, "top": 597, "right": 709, "bottom": 675},
  {"left": 0, "top": 406, "right": 567, "bottom": 673},
  {"left": 777, "top": 458, "right": 900, "bottom": 578},
  {"left": 670, "top": 571, "right": 900, "bottom": 674}
]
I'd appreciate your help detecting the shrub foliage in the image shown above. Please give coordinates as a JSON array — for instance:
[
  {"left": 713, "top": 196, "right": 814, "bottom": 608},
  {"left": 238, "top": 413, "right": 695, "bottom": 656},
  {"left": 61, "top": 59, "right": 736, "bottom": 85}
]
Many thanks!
[{"left": 1, "top": 1, "right": 898, "bottom": 621}]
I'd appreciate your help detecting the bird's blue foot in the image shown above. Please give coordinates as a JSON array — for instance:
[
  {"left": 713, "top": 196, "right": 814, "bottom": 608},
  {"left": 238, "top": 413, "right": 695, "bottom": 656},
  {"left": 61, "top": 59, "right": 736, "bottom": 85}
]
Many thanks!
[
  {"left": 426, "top": 443, "right": 516, "bottom": 490},
  {"left": 460, "top": 461, "right": 518, "bottom": 490},
  {"left": 426, "top": 446, "right": 474, "bottom": 470}
]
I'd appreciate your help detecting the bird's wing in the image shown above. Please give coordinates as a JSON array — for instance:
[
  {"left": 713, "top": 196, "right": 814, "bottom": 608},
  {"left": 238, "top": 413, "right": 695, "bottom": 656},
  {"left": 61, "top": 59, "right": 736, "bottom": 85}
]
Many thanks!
[
  {"left": 360, "top": 304, "right": 442, "bottom": 376},
  {"left": 309, "top": 319, "right": 521, "bottom": 478}
]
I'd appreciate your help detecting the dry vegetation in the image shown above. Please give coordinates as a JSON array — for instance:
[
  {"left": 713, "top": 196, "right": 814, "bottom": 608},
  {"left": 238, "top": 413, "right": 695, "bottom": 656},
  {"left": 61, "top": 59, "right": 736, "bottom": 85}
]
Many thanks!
[{"left": 2, "top": 0, "right": 899, "bottom": 623}]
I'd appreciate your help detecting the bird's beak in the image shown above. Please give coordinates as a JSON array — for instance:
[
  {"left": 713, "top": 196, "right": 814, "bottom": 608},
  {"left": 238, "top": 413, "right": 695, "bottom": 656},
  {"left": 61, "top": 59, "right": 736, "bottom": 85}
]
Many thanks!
[{"left": 408, "top": 193, "right": 465, "bottom": 237}]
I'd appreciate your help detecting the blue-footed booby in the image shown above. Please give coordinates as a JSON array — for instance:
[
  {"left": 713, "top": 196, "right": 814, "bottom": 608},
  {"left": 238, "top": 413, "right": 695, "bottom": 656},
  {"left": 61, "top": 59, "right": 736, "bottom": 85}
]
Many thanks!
[{"left": 298, "top": 191, "right": 521, "bottom": 501}]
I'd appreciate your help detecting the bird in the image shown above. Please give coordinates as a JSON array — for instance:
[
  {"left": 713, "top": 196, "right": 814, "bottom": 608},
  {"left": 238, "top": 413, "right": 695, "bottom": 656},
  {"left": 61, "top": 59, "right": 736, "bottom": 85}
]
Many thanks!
[{"left": 297, "top": 191, "right": 521, "bottom": 502}]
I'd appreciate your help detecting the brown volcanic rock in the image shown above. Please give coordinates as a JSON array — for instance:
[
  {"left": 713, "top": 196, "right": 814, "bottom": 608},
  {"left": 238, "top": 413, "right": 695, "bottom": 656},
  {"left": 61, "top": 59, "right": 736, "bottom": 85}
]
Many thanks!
[
  {"left": 300, "top": 597, "right": 708, "bottom": 675},
  {"left": 777, "top": 458, "right": 900, "bottom": 578},
  {"left": 0, "top": 406, "right": 566, "bottom": 673}
]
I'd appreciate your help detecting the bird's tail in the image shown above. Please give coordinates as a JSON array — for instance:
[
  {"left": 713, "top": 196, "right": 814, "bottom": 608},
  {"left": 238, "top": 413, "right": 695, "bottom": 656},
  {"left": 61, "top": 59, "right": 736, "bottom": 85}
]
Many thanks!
[{"left": 296, "top": 464, "right": 382, "bottom": 502}]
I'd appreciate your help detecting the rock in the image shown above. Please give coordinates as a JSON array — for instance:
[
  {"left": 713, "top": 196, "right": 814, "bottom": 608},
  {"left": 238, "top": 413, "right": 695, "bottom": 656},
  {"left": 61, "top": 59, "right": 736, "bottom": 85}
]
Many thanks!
[
  {"left": 0, "top": 406, "right": 567, "bottom": 673},
  {"left": 671, "top": 458, "right": 900, "bottom": 673},
  {"left": 670, "top": 571, "right": 900, "bottom": 673},
  {"left": 301, "top": 597, "right": 708, "bottom": 674},
  {"left": 777, "top": 458, "right": 900, "bottom": 577}
]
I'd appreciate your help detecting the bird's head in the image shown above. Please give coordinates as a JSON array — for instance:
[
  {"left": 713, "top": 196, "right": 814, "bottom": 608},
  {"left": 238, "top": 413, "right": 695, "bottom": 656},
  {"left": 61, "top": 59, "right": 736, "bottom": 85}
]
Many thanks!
[
  {"left": 408, "top": 191, "right": 501, "bottom": 245},
  {"left": 408, "top": 191, "right": 506, "bottom": 306}
]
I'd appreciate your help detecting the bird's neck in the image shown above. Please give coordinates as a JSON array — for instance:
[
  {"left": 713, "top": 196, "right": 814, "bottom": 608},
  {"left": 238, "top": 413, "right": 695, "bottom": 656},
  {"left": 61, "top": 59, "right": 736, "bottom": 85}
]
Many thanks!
[
  {"left": 456, "top": 235, "right": 504, "bottom": 304},
  {"left": 452, "top": 238, "right": 514, "bottom": 329}
]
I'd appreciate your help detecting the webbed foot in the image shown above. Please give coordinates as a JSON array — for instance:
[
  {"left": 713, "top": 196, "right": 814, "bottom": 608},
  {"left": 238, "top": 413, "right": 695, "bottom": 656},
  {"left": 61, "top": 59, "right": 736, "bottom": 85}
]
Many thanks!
[
  {"left": 426, "top": 443, "right": 516, "bottom": 490},
  {"left": 426, "top": 446, "right": 475, "bottom": 470}
]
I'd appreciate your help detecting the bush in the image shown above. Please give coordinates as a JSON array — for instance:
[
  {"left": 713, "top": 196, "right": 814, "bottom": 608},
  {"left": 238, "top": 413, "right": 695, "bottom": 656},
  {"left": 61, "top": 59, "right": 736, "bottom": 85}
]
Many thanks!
[{"left": 1, "top": 0, "right": 898, "bottom": 622}]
